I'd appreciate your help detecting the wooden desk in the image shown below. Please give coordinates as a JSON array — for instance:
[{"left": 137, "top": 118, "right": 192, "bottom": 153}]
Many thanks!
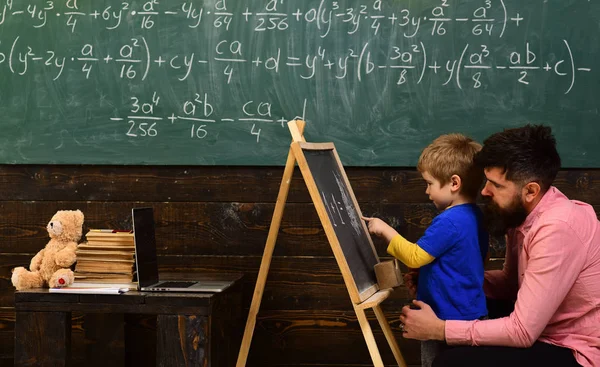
[{"left": 14, "top": 275, "right": 243, "bottom": 367}]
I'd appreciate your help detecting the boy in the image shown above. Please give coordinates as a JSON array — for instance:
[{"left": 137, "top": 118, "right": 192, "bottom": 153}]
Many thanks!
[{"left": 363, "top": 133, "right": 489, "bottom": 367}]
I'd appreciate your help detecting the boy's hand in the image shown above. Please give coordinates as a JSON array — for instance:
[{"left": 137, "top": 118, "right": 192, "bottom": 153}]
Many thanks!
[
  {"left": 362, "top": 216, "right": 390, "bottom": 237},
  {"left": 362, "top": 216, "right": 399, "bottom": 243}
]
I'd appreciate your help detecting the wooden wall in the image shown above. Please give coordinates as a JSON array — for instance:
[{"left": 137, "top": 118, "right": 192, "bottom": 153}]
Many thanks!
[{"left": 0, "top": 165, "right": 598, "bottom": 367}]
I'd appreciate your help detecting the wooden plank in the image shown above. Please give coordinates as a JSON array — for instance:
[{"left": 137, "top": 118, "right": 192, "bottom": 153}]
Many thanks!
[
  {"left": 0, "top": 254, "right": 33, "bottom": 306},
  {"left": 0, "top": 307, "right": 122, "bottom": 367},
  {"left": 355, "top": 290, "right": 391, "bottom": 310},
  {"left": 0, "top": 331, "right": 13, "bottom": 351},
  {"left": 0, "top": 165, "right": 429, "bottom": 203},
  {"left": 6, "top": 307, "right": 419, "bottom": 367},
  {"left": 212, "top": 280, "right": 244, "bottom": 367},
  {"left": 0, "top": 201, "right": 451, "bottom": 256},
  {"left": 83, "top": 313, "right": 125, "bottom": 367},
  {"left": 0, "top": 165, "right": 296, "bottom": 203},
  {"left": 124, "top": 314, "right": 156, "bottom": 367},
  {"left": 17, "top": 300, "right": 209, "bottom": 315},
  {"left": 0, "top": 307, "right": 16, "bottom": 362},
  {"left": 4, "top": 306, "right": 420, "bottom": 366},
  {"left": 156, "top": 314, "right": 208, "bottom": 367},
  {"left": 1, "top": 310, "right": 86, "bottom": 365},
  {"left": 14, "top": 311, "right": 71, "bottom": 367},
  {"left": 353, "top": 306, "right": 385, "bottom": 367},
  {"left": 0, "top": 200, "right": 588, "bottom": 258},
  {"left": 374, "top": 305, "right": 407, "bottom": 367},
  {"left": 0, "top": 198, "right": 571, "bottom": 258},
  {"left": 246, "top": 310, "right": 421, "bottom": 366},
  {"left": 0, "top": 165, "right": 598, "bottom": 204}
]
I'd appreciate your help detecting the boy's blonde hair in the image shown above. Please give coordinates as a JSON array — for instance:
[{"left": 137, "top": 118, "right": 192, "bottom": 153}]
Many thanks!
[{"left": 417, "top": 133, "right": 484, "bottom": 200}]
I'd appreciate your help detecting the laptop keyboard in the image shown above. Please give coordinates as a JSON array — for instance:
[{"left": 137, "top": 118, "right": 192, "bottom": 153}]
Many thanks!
[{"left": 157, "top": 281, "right": 196, "bottom": 288}]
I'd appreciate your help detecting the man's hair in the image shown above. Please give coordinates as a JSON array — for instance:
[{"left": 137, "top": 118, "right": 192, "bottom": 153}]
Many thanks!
[
  {"left": 417, "top": 133, "right": 484, "bottom": 200},
  {"left": 474, "top": 124, "right": 561, "bottom": 192}
]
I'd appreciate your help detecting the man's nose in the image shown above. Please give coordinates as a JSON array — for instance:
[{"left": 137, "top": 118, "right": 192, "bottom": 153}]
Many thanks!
[{"left": 481, "top": 183, "right": 492, "bottom": 197}]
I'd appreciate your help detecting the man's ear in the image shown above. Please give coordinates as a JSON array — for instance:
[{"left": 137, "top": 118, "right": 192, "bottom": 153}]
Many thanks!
[
  {"left": 522, "top": 182, "right": 541, "bottom": 203},
  {"left": 450, "top": 174, "right": 462, "bottom": 193}
]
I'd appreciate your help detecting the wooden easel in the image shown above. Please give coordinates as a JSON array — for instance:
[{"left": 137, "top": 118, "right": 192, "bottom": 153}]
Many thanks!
[{"left": 236, "top": 120, "right": 406, "bottom": 367}]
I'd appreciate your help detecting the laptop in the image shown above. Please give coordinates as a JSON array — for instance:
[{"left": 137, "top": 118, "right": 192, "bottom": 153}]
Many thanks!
[{"left": 132, "top": 207, "right": 231, "bottom": 292}]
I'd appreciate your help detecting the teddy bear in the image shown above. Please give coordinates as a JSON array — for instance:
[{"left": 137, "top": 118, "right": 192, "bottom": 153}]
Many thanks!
[{"left": 11, "top": 210, "right": 84, "bottom": 290}]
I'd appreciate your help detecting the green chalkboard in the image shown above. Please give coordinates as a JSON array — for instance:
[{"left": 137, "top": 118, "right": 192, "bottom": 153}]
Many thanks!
[{"left": 0, "top": 0, "right": 598, "bottom": 166}]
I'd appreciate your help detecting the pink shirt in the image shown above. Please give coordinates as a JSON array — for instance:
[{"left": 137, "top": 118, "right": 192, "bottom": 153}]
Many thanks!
[{"left": 445, "top": 187, "right": 600, "bottom": 367}]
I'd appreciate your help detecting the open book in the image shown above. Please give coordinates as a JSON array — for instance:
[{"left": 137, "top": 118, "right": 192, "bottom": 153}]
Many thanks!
[{"left": 49, "top": 281, "right": 137, "bottom": 295}]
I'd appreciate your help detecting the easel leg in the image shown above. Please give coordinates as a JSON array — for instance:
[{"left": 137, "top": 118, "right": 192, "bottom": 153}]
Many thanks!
[
  {"left": 353, "top": 305, "right": 385, "bottom": 367},
  {"left": 236, "top": 149, "right": 297, "bottom": 367},
  {"left": 374, "top": 305, "right": 407, "bottom": 367}
]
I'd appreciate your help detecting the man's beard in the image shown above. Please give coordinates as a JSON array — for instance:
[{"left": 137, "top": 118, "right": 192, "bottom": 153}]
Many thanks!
[{"left": 482, "top": 195, "right": 528, "bottom": 236}]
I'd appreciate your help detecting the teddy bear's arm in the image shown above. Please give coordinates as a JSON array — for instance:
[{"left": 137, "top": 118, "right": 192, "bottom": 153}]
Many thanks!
[
  {"left": 29, "top": 248, "right": 46, "bottom": 271},
  {"left": 55, "top": 242, "right": 77, "bottom": 268}
]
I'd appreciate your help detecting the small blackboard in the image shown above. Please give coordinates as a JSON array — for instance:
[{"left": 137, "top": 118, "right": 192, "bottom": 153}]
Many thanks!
[{"left": 292, "top": 142, "right": 379, "bottom": 303}]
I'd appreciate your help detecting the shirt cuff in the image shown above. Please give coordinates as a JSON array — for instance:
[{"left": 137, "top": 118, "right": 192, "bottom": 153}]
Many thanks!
[{"left": 445, "top": 320, "right": 475, "bottom": 345}]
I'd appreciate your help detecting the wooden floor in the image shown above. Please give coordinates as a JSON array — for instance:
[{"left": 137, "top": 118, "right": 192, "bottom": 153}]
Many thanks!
[{"left": 0, "top": 165, "right": 598, "bottom": 366}]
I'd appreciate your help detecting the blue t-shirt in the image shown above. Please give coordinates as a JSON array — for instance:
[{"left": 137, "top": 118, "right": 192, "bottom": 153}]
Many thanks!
[{"left": 416, "top": 203, "right": 488, "bottom": 320}]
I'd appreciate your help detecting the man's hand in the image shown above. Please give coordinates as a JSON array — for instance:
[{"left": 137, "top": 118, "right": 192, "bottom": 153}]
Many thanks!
[
  {"left": 403, "top": 269, "right": 419, "bottom": 299},
  {"left": 362, "top": 216, "right": 398, "bottom": 242},
  {"left": 400, "top": 300, "right": 445, "bottom": 341}
]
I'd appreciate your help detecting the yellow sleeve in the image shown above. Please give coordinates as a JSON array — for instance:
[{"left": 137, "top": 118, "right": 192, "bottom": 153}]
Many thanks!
[{"left": 387, "top": 234, "right": 435, "bottom": 268}]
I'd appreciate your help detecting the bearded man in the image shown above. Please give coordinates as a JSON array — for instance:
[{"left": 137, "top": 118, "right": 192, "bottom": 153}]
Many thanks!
[{"left": 398, "top": 125, "right": 600, "bottom": 367}]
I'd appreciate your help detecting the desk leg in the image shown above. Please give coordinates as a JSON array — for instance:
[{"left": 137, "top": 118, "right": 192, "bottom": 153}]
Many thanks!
[
  {"left": 15, "top": 311, "right": 71, "bottom": 367},
  {"left": 124, "top": 314, "right": 156, "bottom": 366},
  {"left": 84, "top": 313, "right": 125, "bottom": 367},
  {"left": 156, "top": 314, "right": 208, "bottom": 367}
]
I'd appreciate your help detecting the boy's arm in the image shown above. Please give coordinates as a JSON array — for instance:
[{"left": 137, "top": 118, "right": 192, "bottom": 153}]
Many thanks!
[
  {"left": 388, "top": 235, "right": 435, "bottom": 268},
  {"left": 363, "top": 217, "right": 435, "bottom": 268},
  {"left": 362, "top": 217, "right": 399, "bottom": 243}
]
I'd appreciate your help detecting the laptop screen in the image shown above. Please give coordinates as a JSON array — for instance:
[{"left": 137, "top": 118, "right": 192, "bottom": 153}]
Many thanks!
[{"left": 132, "top": 207, "right": 160, "bottom": 287}]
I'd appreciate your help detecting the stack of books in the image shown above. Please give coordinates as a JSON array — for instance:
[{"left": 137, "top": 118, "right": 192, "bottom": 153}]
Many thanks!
[{"left": 74, "top": 230, "right": 136, "bottom": 284}]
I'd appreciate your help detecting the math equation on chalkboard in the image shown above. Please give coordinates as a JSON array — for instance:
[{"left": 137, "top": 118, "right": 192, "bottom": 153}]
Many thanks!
[{"left": 0, "top": 0, "right": 597, "bottom": 166}]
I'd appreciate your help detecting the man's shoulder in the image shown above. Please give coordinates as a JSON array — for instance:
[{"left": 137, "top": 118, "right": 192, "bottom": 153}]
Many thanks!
[
  {"left": 533, "top": 188, "right": 598, "bottom": 240},
  {"left": 539, "top": 188, "right": 595, "bottom": 223}
]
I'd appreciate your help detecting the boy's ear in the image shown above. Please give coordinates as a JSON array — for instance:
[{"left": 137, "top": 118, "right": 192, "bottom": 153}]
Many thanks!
[{"left": 450, "top": 174, "right": 462, "bottom": 192}]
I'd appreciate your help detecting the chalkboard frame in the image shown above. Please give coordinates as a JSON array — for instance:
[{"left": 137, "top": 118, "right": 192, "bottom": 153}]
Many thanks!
[{"left": 291, "top": 141, "right": 380, "bottom": 304}]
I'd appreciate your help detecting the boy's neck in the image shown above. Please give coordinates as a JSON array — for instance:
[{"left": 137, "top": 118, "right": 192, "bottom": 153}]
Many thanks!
[{"left": 445, "top": 194, "right": 474, "bottom": 210}]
